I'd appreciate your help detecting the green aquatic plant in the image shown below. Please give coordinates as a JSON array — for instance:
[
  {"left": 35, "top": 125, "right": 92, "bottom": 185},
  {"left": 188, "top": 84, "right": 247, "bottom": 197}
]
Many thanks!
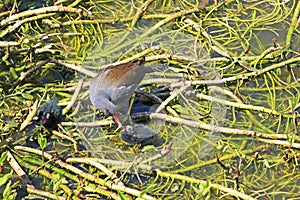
[{"left": 0, "top": 0, "right": 299, "bottom": 199}]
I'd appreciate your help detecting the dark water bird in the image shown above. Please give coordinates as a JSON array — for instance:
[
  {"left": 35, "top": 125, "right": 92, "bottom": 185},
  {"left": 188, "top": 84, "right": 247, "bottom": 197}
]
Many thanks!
[
  {"left": 37, "top": 99, "right": 62, "bottom": 129},
  {"left": 89, "top": 57, "right": 146, "bottom": 128},
  {"left": 121, "top": 123, "right": 160, "bottom": 146}
]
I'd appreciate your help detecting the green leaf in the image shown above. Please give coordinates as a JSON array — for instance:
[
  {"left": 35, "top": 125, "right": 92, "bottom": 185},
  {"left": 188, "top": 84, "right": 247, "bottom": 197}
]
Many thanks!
[
  {"left": 201, "top": 180, "right": 211, "bottom": 196},
  {"left": 168, "top": 67, "right": 188, "bottom": 73},
  {"left": 139, "top": 184, "right": 157, "bottom": 198},
  {"left": 38, "top": 133, "right": 47, "bottom": 149},
  {"left": 3, "top": 180, "right": 12, "bottom": 199},
  {"left": 0, "top": 152, "right": 7, "bottom": 164},
  {"left": 21, "top": 93, "right": 34, "bottom": 100},
  {"left": 216, "top": 140, "right": 228, "bottom": 152},
  {"left": 118, "top": 191, "right": 129, "bottom": 200},
  {"left": 3, "top": 121, "right": 19, "bottom": 132},
  {"left": 7, "top": 193, "right": 17, "bottom": 200},
  {"left": 172, "top": 104, "right": 189, "bottom": 114},
  {"left": 263, "top": 159, "right": 271, "bottom": 168},
  {"left": 141, "top": 145, "right": 157, "bottom": 152},
  {"left": 0, "top": 170, "right": 13, "bottom": 188},
  {"left": 3, "top": 179, "right": 17, "bottom": 200},
  {"left": 53, "top": 178, "right": 62, "bottom": 193}
]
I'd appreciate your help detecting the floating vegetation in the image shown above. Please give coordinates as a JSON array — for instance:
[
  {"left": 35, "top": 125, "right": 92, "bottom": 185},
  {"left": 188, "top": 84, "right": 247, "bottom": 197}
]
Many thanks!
[{"left": 0, "top": 0, "right": 300, "bottom": 199}]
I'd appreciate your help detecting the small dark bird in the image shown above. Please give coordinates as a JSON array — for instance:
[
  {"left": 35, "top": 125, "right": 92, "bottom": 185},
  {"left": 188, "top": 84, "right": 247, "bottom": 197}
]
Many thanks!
[
  {"left": 37, "top": 99, "right": 62, "bottom": 129},
  {"left": 121, "top": 123, "right": 160, "bottom": 146},
  {"left": 89, "top": 57, "right": 146, "bottom": 127}
]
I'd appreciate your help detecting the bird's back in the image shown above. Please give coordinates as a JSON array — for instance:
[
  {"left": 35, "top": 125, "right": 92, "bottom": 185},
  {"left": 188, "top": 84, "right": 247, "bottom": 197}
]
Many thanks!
[{"left": 89, "top": 57, "right": 146, "bottom": 113}]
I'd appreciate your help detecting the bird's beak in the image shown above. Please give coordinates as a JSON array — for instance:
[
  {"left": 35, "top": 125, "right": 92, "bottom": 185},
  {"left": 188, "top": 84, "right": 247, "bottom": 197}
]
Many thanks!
[
  {"left": 43, "top": 112, "right": 51, "bottom": 124},
  {"left": 113, "top": 113, "right": 122, "bottom": 128}
]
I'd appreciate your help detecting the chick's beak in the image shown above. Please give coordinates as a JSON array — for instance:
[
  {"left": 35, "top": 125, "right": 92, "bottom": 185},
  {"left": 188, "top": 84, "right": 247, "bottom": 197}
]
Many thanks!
[{"left": 43, "top": 112, "right": 51, "bottom": 124}]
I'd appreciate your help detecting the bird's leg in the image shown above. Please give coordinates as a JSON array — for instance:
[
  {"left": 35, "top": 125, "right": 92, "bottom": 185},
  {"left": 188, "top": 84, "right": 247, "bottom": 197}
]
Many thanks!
[{"left": 113, "top": 112, "right": 134, "bottom": 131}]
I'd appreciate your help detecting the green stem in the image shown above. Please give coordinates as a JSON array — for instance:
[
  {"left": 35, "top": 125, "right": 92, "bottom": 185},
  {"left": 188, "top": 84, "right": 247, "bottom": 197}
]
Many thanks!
[
  {"left": 286, "top": 0, "right": 300, "bottom": 47},
  {"left": 156, "top": 170, "right": 256, "bottom": 200},
  {"left": 101, "top": 7, "right": 201, "bottom": 56}
]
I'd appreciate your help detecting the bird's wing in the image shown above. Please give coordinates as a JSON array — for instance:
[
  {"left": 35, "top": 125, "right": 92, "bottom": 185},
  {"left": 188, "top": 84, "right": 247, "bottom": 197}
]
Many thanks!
[{"left": 91, "top": 59, "right": 145, "bottom": 89}]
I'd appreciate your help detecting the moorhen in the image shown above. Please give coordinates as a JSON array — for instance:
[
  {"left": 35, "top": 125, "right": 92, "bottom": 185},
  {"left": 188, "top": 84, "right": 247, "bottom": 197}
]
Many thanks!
[
  {"left": 121, "top": 123, "right": 160, "bottom": 146},
  {"left": 89, "top": 57, "right": 146, "bottom": 128},
  {"left": 37, "top": 99, "right": 62, "bottom": 129}
]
